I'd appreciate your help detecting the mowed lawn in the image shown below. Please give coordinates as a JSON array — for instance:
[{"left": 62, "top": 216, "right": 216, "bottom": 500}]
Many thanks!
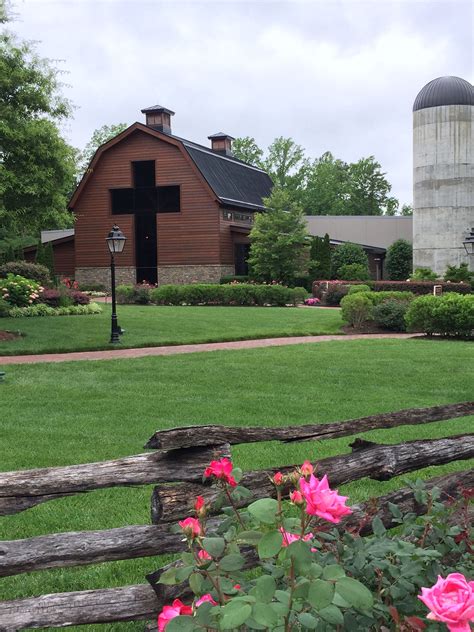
[
  {"left": 1, "top": 338, "right": 473, "bottom": 632},
  {"left": 0, "top": 305, "right": 343, "bottom": 355}
]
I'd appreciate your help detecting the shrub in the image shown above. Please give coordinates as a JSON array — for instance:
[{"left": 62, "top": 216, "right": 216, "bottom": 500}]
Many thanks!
[
  {"left": 8, "top": 302, "right": 102, "bottom": 318},
  {"left": 386, "top": 239, "right": 413, "bottom": 281},
  {"left": 312, "top": 281, "right": 351, "bottom": 306},
  {"left": 340, "top": 293, "right": 372, "bottom": 327},
  {"left": 373, "top": 299, "right": 409, "bottom": 332},
  {"left": 69, "top": 291, "right": 90, "bottom": 305},
  {"left": 150, "top": 285, "right": 185, "bottom": 305},
  {"left": 331, "top": 242, "right": 369, "bottom": 279},
  {"left": 339, "top": 263, "right": 370, "bottom": 281},
  {"left": 116, "top": 284, "right": 136, "bottom": 304},
  {"left": 134, "top": 282, "right": 153, "bottom": 304},
  {"left": 39, "top": 288, "right": 61, "bottom": 307},
  {"left": 78, "top": 282, "right": 107, "bottom": 292},
  {"left": 0, "top": 261, "right": 51, "bottom": 286},
  {"left": 220, "top": 275, "right": 249, "bottom": 284},
  {"left": 0, "top": 298, "right": 11, "bottom": 317},
  {"left": 150, "top": 284, "right": 304, "bottom": 307},
  {"left": 0, "top": 274, "right": 43, "bottom": 307},
  {"left": 405, "top": 293, "right": 474, "bottom": 338},
  {"left": 411, "top": 267, "right": 438, "bottom": 281},
  {"left": 444, "top": 263, "right": 472, "bottom": 283},
  {"left": 348, "top": 284, "right": 371, "bottom": 295}
]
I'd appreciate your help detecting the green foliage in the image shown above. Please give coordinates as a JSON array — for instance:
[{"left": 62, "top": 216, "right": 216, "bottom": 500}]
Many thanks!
[
  {"left": 370, "top": 280, "right": 471, "bottom": 295},
  {"left": 220, "top": 275, "right": 249, "bottom": 285},
  {"left": 149, "top": 283, "right": 306, "bottom": 307},
  {"left": 0, "top": 273, "right": 42, "bottom": 307},
  {"left": 400, "top": 203, "right": 413, "bottom": 216},
  {"left": 372, "top": 299, "right": 409, "bottom": 332},
  {"left": 248, "top": 189, "right": 310, "bottom": 285},
  {"left": 347, "top": 285, "right": 371, "bottom": 295},
  {"left": 331, "top": 243, "right": 369, "bottom": 279},
  {"left": 339, "top": 263, "right": 370, "bottom": 281},
  {"left": 7, "top": 301, "right": 102, "bottom": 318},
  {"left": 340, "top": 293, "right": 373, "bottom": 328},
  {"left": 411, "top": 267, "right": 438, "bottom": 281},
  {"left": 0, "top": 33, "right": 76, "bottom": 235},
  {"left": 0, "top": 261, "right": 51, "bottom": 285},
  {"left": 77, "top": 122, "right": 128, "bottom": 178},
  {"left": 405, "top": 293, "right": 474, "bottom": 338},
  {"left": 231, "top": 137, "right": 264, "bottom": 167},
  {"left": 35, "top": 241, "right": 55, "bottom": 277},
  {"left": 346, "top": 156, "right": 393, "bottom": 216},
  {"left": 444, "top": 263, "right": 472, "bottom": 283},
  {"left": 263, "top": 137, "right": 308, "bottom": 200},
  {"left": 386, "top": 239, "right": 413, "bottom": 281},
  {"left": 303, "top": 152, "right": 350, "bottom": 215},
  {"left": 0, "top": 297, "right": 10, "bottom": 317},
  {"left": 308, "top": 233, "right": 332, "bottom": 280}
]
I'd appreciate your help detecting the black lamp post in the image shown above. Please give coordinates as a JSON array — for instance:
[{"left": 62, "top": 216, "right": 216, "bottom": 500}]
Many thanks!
[
  {"left": 106, "top": 224, "right": 127, "bottom": 344},
  {"left": 462, "top": 228, "right": 474, "bottom": 257}
]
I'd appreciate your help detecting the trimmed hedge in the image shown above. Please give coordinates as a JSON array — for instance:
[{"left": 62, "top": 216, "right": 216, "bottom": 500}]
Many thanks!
[
  {"left": 7, "top": 302, "right": 102, "bottom": 318},
  {"left": 312, "top": 279, "right": 471, "bottom": 298},
  {"left": 405, "top": 293, "right": 474, "bottom": 338},
  {"left": 149, "top": 283, "right": 307, "bottom": 307}
]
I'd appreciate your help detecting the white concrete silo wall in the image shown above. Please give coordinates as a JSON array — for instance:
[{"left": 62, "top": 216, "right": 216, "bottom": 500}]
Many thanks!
[{"left": 413, "top": 104, "right": 474, "bottom": 274}]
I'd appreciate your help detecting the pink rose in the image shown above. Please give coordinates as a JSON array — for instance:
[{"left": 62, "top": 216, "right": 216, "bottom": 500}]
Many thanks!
[
  {"left": 290, "top": 490, "right": 304, "bottom": 505},
  {"left": 178, "top": 517, "right": 202, "bottom": 538},
  {"left": 279, "top": 527, "right": 316, "bottom": 551},
  {"left": 299, "top": 474, "right": 352, "bottom": 524},
  {"left": 195, "top": 593, "right": 218, "bottom": 608},
  {"left": 273, "top": 472, "right": 284, "bottom": 486},
  {"left": 204, "top": 457, "right": 237, "bottom": 487},
  {"left": 194, "top": 495, "right": 206, "bottom": 516},
  {"left": 419, "top": 573, "right": 474, "bottom": 632},
  {"left": 158, "top": 599, "right": 193, "bottom": 631},
  {"left": 300, "top": 460, "right": 314, "bottom": 477},
  {"left": 197, "top": 549, "right": 212, "bottom": 562}
]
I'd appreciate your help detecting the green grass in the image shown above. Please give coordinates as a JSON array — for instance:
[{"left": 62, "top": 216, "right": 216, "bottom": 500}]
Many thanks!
[
  {"left": 0, "top": 305, "right": 344, "bottom": 355},
  {"left": 0, "top": 338, "right": 473, "bottom": 632}
]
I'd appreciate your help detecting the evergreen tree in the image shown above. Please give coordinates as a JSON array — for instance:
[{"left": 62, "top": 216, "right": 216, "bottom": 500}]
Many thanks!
[
  {"left": 308, "top": 233, "right": 332, "bottom": 279},
  {"left": 386, "top": 239, "right": 413, "bottom": 280},
  {"left": 331, "top": 243, "right": 369, "bottom": 279}
]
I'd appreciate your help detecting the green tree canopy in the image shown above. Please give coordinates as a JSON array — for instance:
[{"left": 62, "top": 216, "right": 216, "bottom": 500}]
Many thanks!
[
  {"left": 331, "top": 242, "right": 369, "bottom": 279},
  {"left": 303, "top": 152, "right": 350, "bottom": 215},
  {"left": 232, "top": 136, "right": 264, "bottom": 167},
  {"left": 77, "top": 122, "right": 128, "bottom": 179},
  {"left": 0, "top": 33, "right": 76, "bottom": 236},
  {"left": 248, "top": 189, "right": 310, "bottom": 284},
  {"left": 346, "top": 156, "right": 393, "bottom": 216},
  {"left": 386, "top": 239, "right": 413, "bottom": 280}
]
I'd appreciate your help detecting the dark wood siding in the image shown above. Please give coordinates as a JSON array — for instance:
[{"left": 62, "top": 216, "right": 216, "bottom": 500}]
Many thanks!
[
  {"left": 73, "top": 130, "right": 221, "bottom": 269},
  {"left": 24, "top": 240, "right": 75, "bottom": 278}
]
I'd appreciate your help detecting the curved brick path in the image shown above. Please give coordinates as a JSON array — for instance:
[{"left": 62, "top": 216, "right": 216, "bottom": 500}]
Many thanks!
[{"left": 0, "top": 333, "right": 417, "bottom": 365}]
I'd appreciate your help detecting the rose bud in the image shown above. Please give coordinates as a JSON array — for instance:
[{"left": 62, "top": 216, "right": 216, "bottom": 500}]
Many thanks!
[
  {"left": 290, "top": 490, "right": 304, "bottom": 505},
  {"left": 300, "top": 460, "right": 314, "bottom": 477},
  {"left": 273, "top": 472, "right": 284, "bottom": 486}
]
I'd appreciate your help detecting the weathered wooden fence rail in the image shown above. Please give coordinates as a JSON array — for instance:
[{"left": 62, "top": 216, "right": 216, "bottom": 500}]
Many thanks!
[{"left": 0, "top": 402, "right": 473, "bottom": 631}]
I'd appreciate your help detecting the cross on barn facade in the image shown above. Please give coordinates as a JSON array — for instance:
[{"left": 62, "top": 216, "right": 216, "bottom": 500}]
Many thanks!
[{"left": 109, "top": 160, "right": 180, "bottom": 284}]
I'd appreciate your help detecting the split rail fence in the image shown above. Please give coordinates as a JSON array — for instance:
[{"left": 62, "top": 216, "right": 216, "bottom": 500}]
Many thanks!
[{"left": 0, "top": 402, "right": 473, "bottom": 631}]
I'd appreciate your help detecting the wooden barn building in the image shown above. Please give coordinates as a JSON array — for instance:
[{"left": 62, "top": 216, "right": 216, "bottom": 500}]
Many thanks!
[{"left": 67, "top": 106, "right": 273, "bottom": 287}]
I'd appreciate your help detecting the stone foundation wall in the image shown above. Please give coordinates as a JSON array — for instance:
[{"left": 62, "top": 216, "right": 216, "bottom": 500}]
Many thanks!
[
  {"left": 75, "top": 267, "right": 136, "bottom": 290},
  {"left": 157, "top": 265, "right": 235, "bottom": 286}
]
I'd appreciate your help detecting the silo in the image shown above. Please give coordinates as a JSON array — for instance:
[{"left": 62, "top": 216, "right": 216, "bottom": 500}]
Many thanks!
[{"left": 413, "top": 76, "right": 474, "bottom": 274}]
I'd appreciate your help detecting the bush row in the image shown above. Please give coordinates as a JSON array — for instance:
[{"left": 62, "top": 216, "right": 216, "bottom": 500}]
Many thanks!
[
  {"left": 340, "top": 291, "right": 415, "bottom": 330},
  {"left": 116, "top": 283, "right": 308, "bottom": 307},
  {"left": 405, "top": 294, "right": 474, "bottom": 338},
  {"left": 7, "top": 302, "right": 102, "bottom": 318}
]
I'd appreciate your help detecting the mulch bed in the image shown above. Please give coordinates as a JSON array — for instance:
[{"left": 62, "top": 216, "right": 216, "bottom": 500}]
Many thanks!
[{"left": 0, "top": 330, "right": 20, "bottom": 341}]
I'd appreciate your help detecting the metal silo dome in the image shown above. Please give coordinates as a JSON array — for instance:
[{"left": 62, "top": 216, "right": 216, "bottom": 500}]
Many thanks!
[{"left": 413, "top": 76, "right": 473, "bottom": 111}]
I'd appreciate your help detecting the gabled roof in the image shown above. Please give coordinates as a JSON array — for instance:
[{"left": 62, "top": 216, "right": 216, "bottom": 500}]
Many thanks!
[{"left": 69, "top": 123, "right": 273, "bottom": 212}]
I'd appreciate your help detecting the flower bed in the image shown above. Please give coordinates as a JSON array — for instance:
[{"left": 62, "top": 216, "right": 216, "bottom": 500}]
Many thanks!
[
  {"left": 154, "top": 457, "right": 473, "bottom": 632},
  {"left": 7, "top": 302, "right": 102, "bottom": 318}
]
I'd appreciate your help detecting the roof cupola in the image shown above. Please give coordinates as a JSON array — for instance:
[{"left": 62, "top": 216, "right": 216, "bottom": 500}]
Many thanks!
[
  {"left": 208, "top": 132, "right": 235, "bottom": 157},
  {"left": 141, "top": 104, "right": 175, "bottom": 134}
]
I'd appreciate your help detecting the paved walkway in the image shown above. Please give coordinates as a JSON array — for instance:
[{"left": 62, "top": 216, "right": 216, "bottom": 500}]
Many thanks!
[{"left": 0, "top": 333, "right": 416, "bottom": 365}]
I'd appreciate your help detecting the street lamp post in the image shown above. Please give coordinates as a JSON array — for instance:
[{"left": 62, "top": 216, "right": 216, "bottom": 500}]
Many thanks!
[
  {"left": 106, "top": 224, "right": 127, "bottom": 344},
  {"left": 462, "top": 227, "right": 474, "bottom": 258}
]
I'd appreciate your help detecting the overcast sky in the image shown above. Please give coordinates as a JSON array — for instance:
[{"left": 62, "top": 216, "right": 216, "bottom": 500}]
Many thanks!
[{"left": 10, "top": 0, "right": 474, "bottom": 205}]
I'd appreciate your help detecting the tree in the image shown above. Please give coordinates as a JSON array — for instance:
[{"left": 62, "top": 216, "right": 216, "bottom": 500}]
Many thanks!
[
  {"left": 346, "top": 157, "right": 393, "bottom": 216},
  {"left": 248, "top": 189, "right": 310, "bottom": 284},
  {"left": 401, "top": 203, "right": 413, "bottom": 216},
  {"left": 308, "top": 233, "right": 332, "bottom": 279},
  {"left": 36, "top": 240, "right": 55, "bottom": 277},
  {"left": 0, "top": 33, "right": 76, "bottom": 236},
  {"left": 303, "top": 152, "right": 350, "bottom": 215},
  {"left": 231, "top": 136, "right": 264, "bottom": 167},
  {"left": 386, "top": 239, "right": 413, "bottom": 280},
  {"left": 264, "top": 137, "right": 308, "bottom": 203},
  {"left": 77, "top": 122, "right": 128, "bottom": 178},
  {"left": 331, "top": 242, "right": 369, "bottom": 279}
]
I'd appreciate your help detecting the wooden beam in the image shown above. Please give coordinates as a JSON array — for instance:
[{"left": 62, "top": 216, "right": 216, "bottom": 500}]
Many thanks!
[
  {"left": 144, "top": 402, "right": 474, "bottom": 450},
  {"left": 152, "top": 434, "right": 474, "bottom": 522},
  {"left": 0, "top": 445, "right": 230, "bottom": 517},
  {"left": 0, "top": 470, "right": 471, "bottom": 580}
]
